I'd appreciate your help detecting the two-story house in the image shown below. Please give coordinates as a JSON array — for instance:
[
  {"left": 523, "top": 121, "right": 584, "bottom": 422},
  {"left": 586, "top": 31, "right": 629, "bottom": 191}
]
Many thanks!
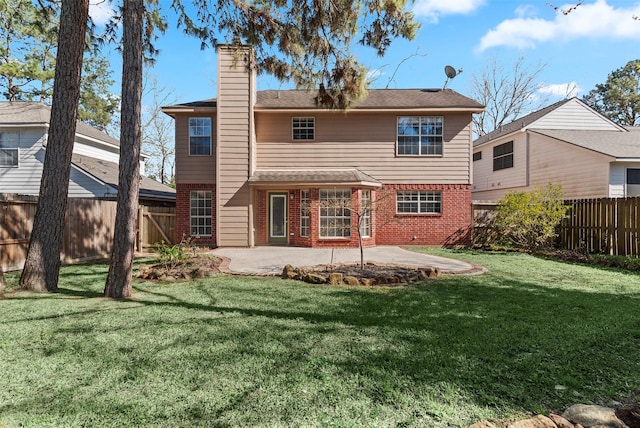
[
  {"left": 472, "top": 98, "right": 640, "bottom": 201},
  {"left": 0, "top": 101, "right": 175, "bottom": 205},
  {"left": 162, "top": 45, "right": 483, "bottom": 248}
]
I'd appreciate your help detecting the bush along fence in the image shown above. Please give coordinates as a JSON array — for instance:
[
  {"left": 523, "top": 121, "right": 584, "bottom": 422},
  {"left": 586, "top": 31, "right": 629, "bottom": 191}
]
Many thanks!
[
  {"left": 0, "top": 194, "right": 175, "bottom": 272},
  {"left": 473, "top": 197, "right": 640, "bottom": 257}
]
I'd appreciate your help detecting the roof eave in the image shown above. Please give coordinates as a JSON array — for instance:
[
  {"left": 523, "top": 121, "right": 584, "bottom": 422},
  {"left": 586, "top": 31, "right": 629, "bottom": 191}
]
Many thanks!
[{"left": 255, "top": 106, "right": 483, "bottom": 113}]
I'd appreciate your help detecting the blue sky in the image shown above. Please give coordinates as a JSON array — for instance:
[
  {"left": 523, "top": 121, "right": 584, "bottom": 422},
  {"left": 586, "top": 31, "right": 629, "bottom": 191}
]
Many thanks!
[{"left": 90, "top": 0, "right": 640, "bottom": 107}]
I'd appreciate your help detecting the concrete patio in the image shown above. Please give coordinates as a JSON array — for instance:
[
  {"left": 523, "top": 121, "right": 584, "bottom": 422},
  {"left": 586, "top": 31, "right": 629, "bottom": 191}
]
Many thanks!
[{"left": 211, "top": 246, "right": 481, "bottom": 275}]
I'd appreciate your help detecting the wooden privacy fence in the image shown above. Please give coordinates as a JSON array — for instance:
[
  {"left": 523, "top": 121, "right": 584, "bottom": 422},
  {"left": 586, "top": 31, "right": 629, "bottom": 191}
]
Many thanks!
[
  {"left": 0, "top": 194, "right": 175, "bottom": 272},
  {"left": 472, "top": 197, "right": 640, "bottom": 257},
  {"left": 559, "top": 197, "right": 640, "bottom": 257}
]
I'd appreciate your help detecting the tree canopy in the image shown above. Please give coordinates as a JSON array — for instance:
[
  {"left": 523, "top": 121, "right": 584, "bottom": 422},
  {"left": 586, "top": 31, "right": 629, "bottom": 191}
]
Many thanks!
[
  {"left": 170, "top": 0, "right": 418, "bottom": 108},
  {"left": 583, "top": 59, "right": 640, "bottom": 126},
  {"left": 0, "top": 0, "right": 118, "bottom": 131}
]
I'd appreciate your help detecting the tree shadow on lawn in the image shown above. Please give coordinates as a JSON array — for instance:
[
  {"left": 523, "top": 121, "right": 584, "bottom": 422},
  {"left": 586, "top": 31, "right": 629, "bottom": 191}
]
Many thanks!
[
  {"left": 126, "top": 275, "right": 640, "bottom": 415},
  {"left": 3, "top": 271, "right": 639, "bottom": 425}
]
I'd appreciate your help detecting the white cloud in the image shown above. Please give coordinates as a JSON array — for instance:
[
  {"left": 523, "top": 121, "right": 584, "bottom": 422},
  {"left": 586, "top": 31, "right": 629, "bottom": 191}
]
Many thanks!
[
  {"left": 514, "top": 5, "right": 537, "bottom": 18},
  {"left": 478, "top": 0, "right": 640, "bottom": 51},
  {"left": 89, "top": 0, "right": 116, "bottom": 26},
  {"left": 538, "top": 82, "right": 582, "bottom": 98},
  {"left": 413, "top": 0, "right": 486, "bottom": 23}
]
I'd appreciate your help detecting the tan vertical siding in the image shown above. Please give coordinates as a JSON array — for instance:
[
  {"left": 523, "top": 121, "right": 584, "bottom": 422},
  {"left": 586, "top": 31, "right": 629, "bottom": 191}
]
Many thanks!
[
  {"left": 174, "top": 112, "right": 216, "bottom": 184},
  {"left": 217, "top": 46, "right": 254, "bottom": 246},
  {"left": 255, "top": 111, "right": 473, "bottom": 184}
]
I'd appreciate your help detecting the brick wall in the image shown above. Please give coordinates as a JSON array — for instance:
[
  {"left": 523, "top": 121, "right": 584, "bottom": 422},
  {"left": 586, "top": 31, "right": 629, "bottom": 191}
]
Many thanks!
[
  {"left": 376, "top": 184, "right": 472, "bottom": 246},
  {"left": 175, "top": 183, "right": 217, "bottom": 246}
]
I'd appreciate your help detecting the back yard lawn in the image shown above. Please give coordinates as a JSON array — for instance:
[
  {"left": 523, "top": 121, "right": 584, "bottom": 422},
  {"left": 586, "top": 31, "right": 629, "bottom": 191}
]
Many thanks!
[{"left": 1, "top": 249, "right": 639, "bottom": 427}]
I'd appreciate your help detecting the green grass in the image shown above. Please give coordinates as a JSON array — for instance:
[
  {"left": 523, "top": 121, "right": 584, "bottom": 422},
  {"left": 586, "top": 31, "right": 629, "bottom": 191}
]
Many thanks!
[{"left": 1, "top": 250, "right": 639, "bottom": 427}]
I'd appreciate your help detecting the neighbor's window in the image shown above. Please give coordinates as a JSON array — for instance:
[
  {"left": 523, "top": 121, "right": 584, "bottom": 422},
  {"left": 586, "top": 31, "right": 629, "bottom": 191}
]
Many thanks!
[
  {"left": 396, "top": 191, "right": 442, "bottom": 214},
  {"left": 473, "top": 151, "right": 482, "bottom": 161},
  {"left": 397, "top": 116, "right": 443, "bottom": 156},
  {"left": 189, "top": 117, "right": 211, "bottom": 156},
  {"left": 292, "top": 117, "right": 315, "bottom": 140},
  {"left": 360, "top": 189, "right": 371, "bottom": 238},
  {"left": 0, "top": 131, "right": 19, "bottom": 167},
  {"left": 493, "top": 141, "right": 513, "bottom": 171},
  {"left": 190, "top": 190, "right": 212, "bottom": 236},
  {"left": 300, "top": 190, "right": 310, "bottom": 238},
  {"left": 319, "top": 189, "right": 351, "bottom": 238}
]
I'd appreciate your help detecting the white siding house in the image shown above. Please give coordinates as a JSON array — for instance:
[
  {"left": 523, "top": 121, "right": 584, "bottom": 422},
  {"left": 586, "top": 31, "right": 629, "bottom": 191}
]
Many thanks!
[
  {"left": 0, "top": 102, "right": 175, "bottom": 204},
  {"left": 472, "top": 98, "right": 640, "bottom": 201}
]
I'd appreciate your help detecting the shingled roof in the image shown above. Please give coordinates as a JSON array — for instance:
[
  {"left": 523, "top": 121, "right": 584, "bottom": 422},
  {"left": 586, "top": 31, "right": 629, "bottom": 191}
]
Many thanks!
[
  {"left": 530, "top": 128, "right": 640, "bottom": 159},
  {"left": 248, "top": 169, "right": 382, "bottom": 188},
  {"left": 473, "top": 98, "right": 573, "bottom": 147},
  {"left": 163, "top": 89, "right": 483, "bottom": 112},
  {"left": 0, "top": 101, "right": 120, "bottom": 147},
  {"left": 71, "top": 154, "right": 176, "bottom": 202}
]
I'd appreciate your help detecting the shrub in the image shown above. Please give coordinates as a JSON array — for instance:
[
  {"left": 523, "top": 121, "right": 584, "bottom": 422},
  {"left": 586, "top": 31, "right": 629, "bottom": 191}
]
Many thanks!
[
  {"left": 493, "top": 183, "right": 569, "bottom": 250},
  {"left": 154, "top": 236, "right": 197, "bottom": 269}
]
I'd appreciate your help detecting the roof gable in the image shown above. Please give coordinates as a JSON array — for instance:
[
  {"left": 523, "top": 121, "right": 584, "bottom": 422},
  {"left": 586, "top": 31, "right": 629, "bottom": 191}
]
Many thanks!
[{"left": 473, "top": 98, "right": 624, "bottom": 147}]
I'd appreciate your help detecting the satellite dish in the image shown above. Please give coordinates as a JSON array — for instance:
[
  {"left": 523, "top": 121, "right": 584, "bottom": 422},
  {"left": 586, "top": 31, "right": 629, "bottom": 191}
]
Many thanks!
[
  {"left": 445, "top": 65, "right": 457, "bottom": 79},
  {"left": 443, "top": 65, "right": 463, "bottom": 89}
]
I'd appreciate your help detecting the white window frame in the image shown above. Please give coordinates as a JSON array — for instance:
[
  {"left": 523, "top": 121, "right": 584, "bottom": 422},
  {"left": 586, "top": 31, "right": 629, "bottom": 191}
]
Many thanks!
[
  {"left": 396, "top": 191, "right": 442, "bottom": 214},
  {"left": 292, "top": 117, "right": 315, "bottom": 141},
  {"left": 300, "top": 190, "right": 310, "bottom": 237},
  {"left": 0, "top": 131, "right": 19, "bottom": 167},
  {"left": 190, "top": 190, "right": 212, "bottom": 237},
  {"left": 360, "top": 189, "right": 371, "bottom": 238},
  {"left": 397, "top": 116, "right": 443, "bottom": 156},
  {"left": 319, "top": 189, "right": 351, "bottom": 238},
  {"left": 189, "top": 117, "right": 212, "bottom": 156}
]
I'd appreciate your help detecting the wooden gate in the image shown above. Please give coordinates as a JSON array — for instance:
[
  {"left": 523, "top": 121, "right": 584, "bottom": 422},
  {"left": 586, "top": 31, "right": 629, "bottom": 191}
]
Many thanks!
[{"left": 138, "top": 206, "right": 176, "bottom": 250}]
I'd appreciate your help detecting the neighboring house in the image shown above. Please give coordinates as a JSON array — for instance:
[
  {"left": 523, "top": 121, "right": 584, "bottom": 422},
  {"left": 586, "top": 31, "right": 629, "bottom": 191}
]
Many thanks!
[
  {"left": 161, "top": 45, "right": 483, "bottom": 248},
  {"left": 0, "top": 101, "right": 175, "bottom": 205},
  {"left": 472, "top": 97, "right": 640, "bottom": 201}
]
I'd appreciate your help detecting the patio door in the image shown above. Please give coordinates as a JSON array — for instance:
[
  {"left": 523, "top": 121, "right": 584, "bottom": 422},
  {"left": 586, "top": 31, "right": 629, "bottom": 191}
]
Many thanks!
[{"left": 268, "top": 192, "right": 288, "bottom": 244}]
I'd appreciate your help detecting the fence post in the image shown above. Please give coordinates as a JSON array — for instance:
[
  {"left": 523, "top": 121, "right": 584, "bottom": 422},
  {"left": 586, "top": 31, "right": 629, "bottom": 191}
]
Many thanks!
[{"left": 137, "top": 206, "right": 144, "bottom": 253}]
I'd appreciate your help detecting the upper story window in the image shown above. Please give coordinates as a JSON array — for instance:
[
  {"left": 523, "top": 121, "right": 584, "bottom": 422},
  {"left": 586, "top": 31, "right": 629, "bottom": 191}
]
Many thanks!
[
  {"left": 292, "top": 117, "right": 315, "bottom": 140},
  {"left": 189, "top": 117, "right": 211, "bottom": 156},
  {"left": 0, "top": 131, "right": 19, "bottom": 167},
  {"left": 397, "top": 116, "right": 443, "bottom": 156},
  {"left": 473, "top": 151, "right": 482, "bottom": 161},
  {"left": 493, "top": 141, "right": 513, "bottom": 171}
]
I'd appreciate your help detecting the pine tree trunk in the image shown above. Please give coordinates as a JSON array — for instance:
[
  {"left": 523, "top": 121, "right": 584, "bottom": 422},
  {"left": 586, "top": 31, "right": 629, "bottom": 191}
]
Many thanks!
[
  {"left": 19, "top": 0, "right": 89, "bottom": 292},
  {"left": 104, "top": 0, "right": 144, "bottom": 299}
]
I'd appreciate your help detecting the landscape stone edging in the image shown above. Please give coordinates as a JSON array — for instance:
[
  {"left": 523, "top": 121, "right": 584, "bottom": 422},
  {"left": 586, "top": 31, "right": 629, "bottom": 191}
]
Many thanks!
[{"left": 281, "top": 263, "right": 440, "bottom": 286}]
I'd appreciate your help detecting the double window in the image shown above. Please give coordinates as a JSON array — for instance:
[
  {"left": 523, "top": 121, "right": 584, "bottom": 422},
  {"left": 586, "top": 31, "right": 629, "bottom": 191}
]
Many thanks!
[
  {"left": 397, "top": 116, "right": 443, "bottom": 156},
  {"left": 493, "top": 141, "right": 513, "bottom": 171},
  {"left": 319, "top": 189, "right": 351, "bottom": 238},
  {"left": 396, "top": 191, "right": 442, "bottom": 214},
  {"left": 190, "top": 191, "right": 212, "bottom": 236},
  {"left": 0, "top": 131, "right": 19, "bottom": 167},
  {"left": 189, "top": 117, "right": 211, "bottom": 156},
  {"left": 292, "top": 117, "right": 314, "bottom": 140}
]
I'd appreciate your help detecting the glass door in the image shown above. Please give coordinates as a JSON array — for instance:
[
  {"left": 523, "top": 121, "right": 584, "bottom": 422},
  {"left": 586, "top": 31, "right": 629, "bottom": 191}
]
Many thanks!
[{"left": 269, "top": 193, "right": 288, "bottom": 244}]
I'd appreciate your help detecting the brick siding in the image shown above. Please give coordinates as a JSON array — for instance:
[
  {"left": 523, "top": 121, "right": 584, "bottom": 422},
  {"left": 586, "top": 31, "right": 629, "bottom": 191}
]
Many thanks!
[{"left": 175, "top": 183, "right": 217, "bottom": 247}]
